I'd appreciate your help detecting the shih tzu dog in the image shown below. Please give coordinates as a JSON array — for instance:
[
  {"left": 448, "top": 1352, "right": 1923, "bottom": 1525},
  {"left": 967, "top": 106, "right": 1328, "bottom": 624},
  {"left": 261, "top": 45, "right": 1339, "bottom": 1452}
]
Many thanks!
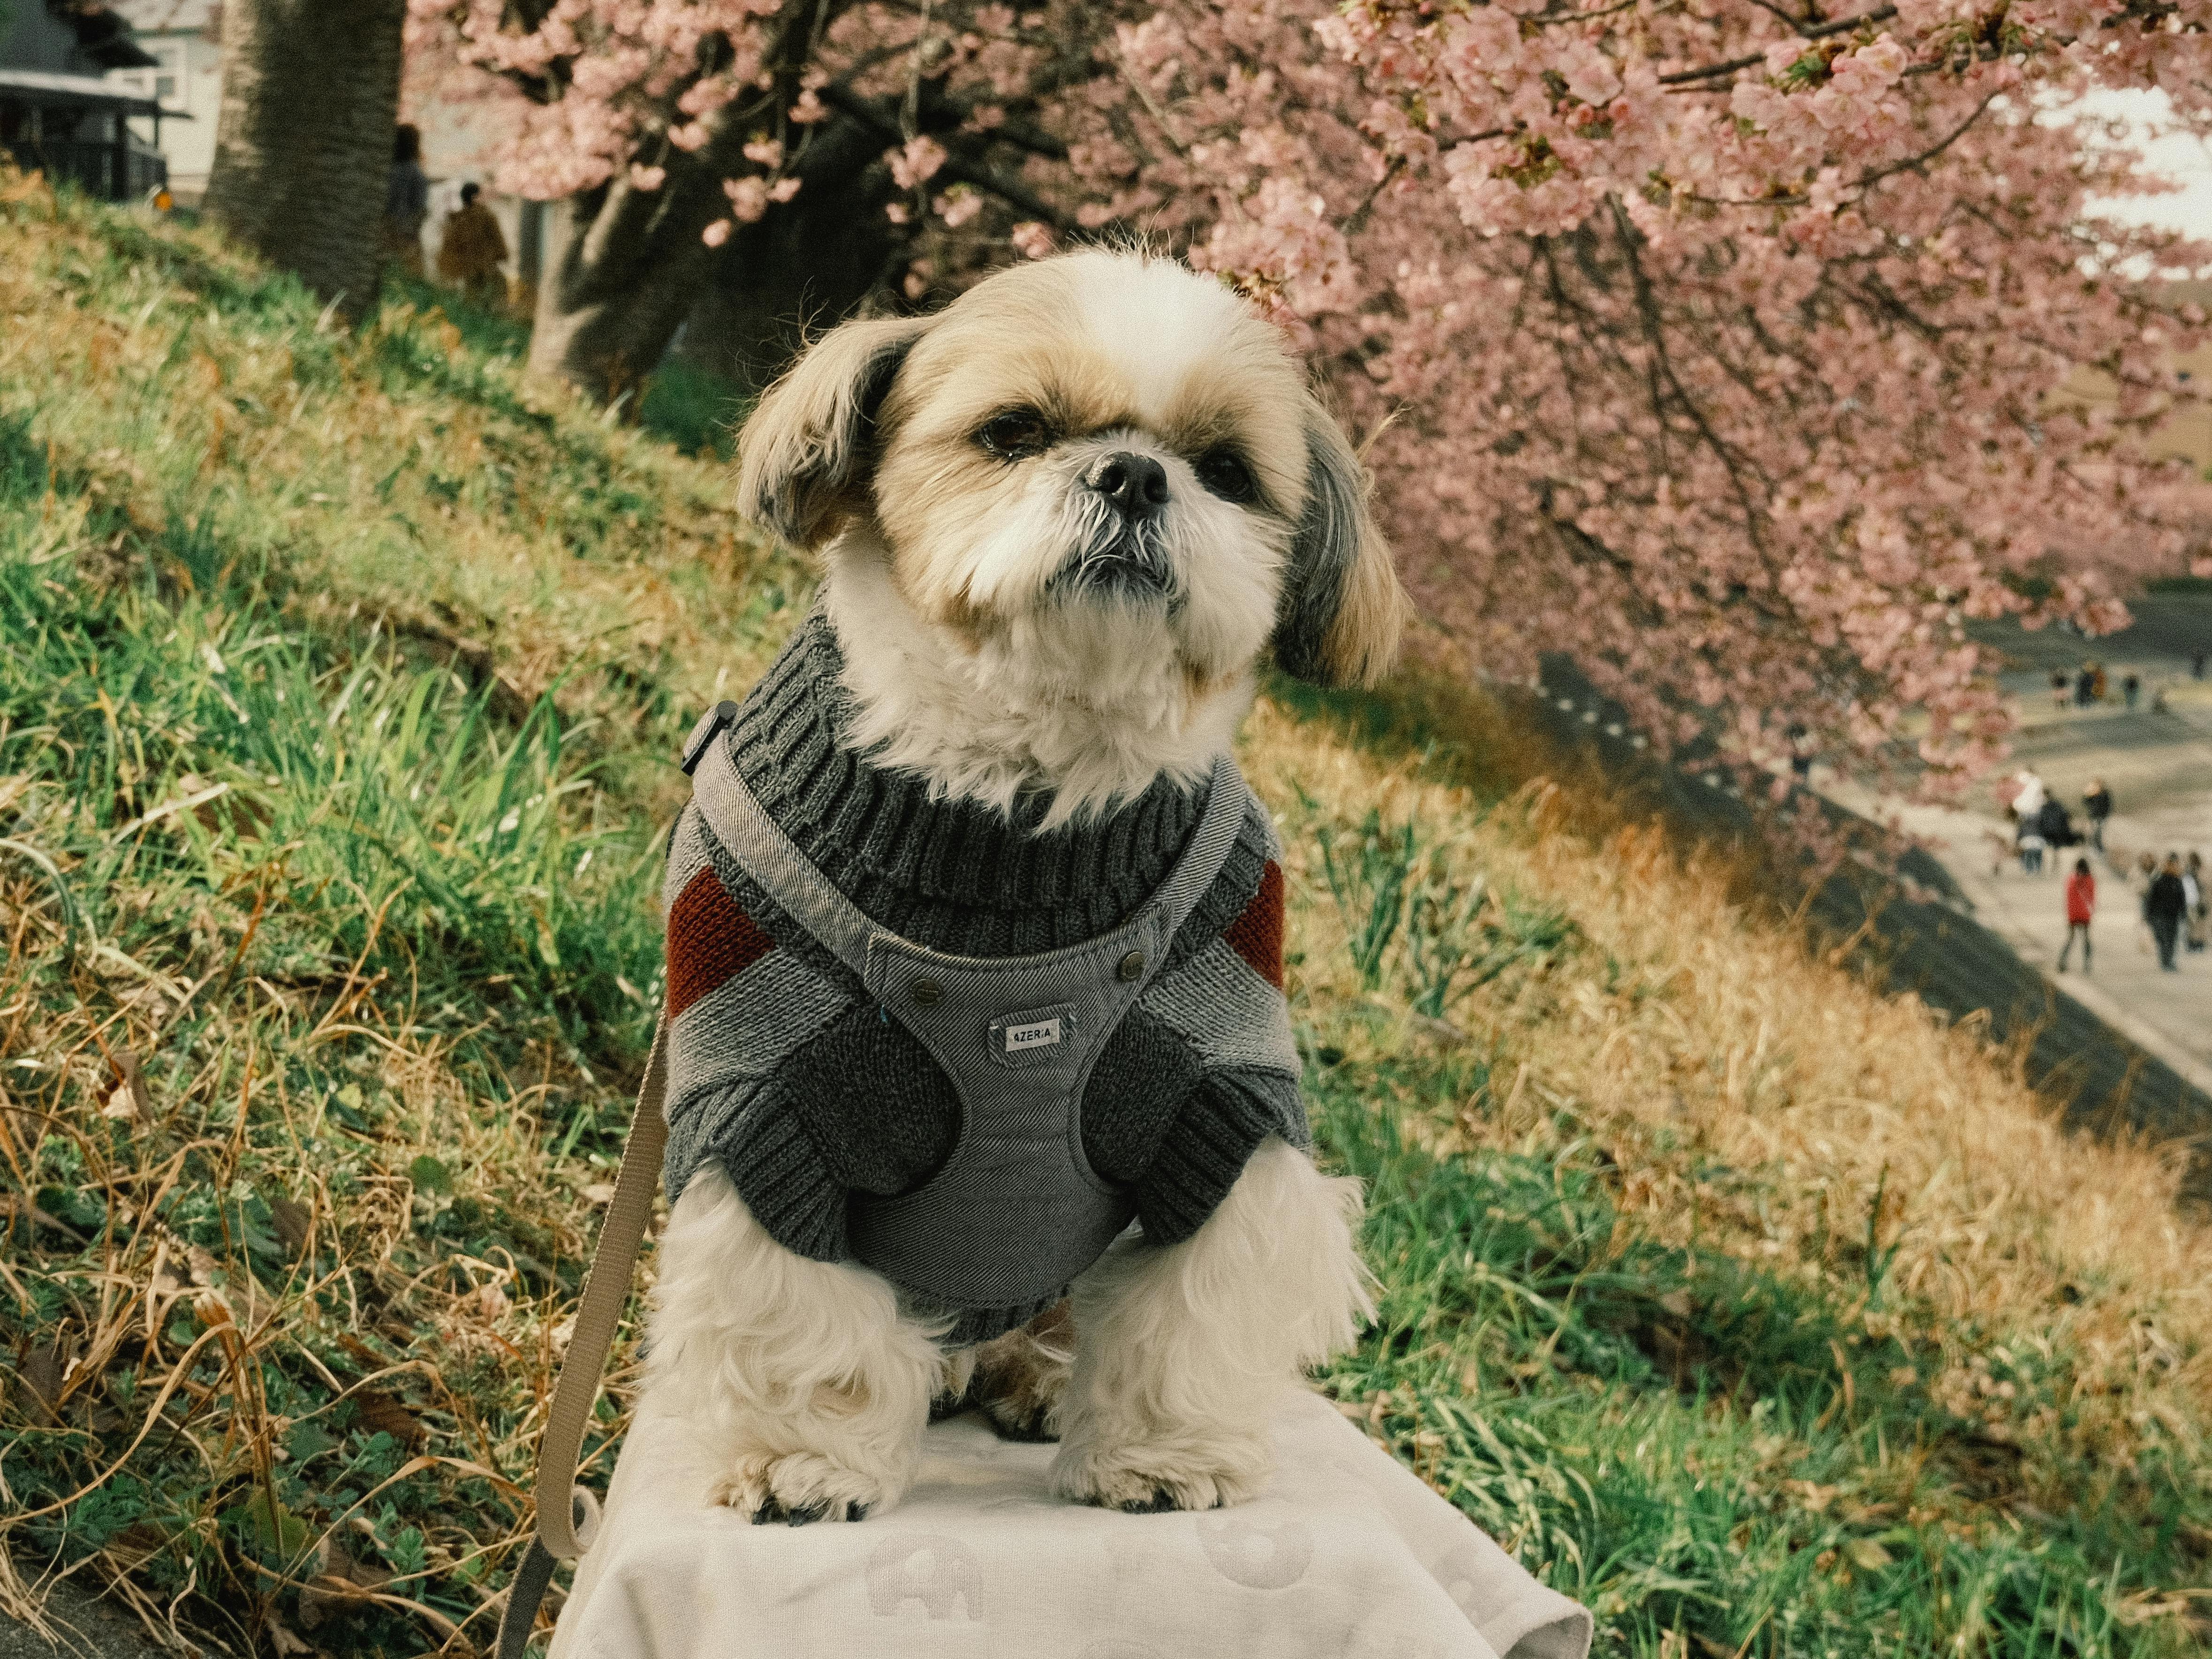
[{"left": 636, "top": 248, "right": 1407, "bottom": 1526}]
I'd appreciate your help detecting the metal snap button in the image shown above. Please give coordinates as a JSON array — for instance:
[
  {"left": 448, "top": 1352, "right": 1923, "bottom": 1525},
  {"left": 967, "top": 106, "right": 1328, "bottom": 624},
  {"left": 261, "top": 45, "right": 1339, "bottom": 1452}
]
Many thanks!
[
  {"left": 1116, "top": 949, "right": 1145, "bottom": 982},
  {"left": 910, "top": 977, "right": 943, "bottom": 1006}
]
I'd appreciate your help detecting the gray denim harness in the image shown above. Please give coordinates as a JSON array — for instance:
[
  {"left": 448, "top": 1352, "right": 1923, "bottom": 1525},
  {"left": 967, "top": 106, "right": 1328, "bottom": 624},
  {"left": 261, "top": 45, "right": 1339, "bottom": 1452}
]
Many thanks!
[{"left": 687, "top": 732, "right": 1251, "bottom": 1315}]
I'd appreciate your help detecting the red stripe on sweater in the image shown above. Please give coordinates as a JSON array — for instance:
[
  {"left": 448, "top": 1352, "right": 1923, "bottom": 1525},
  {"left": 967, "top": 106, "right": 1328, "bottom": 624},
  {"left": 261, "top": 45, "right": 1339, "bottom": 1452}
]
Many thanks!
[
  {"left": 666, "top": 868, "right": 774, "bottom": 1018},
  {"left": 1224, "top": 859, "right": 1285, "bottom": 989}
]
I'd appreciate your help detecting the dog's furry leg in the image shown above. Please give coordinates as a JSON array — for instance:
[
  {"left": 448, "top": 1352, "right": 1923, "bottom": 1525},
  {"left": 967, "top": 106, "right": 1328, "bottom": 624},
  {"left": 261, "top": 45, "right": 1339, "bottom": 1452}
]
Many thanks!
[
  {"left": 938, "top": 1301, "right": 1074, "bottom": 1440},
  {"left": 643, "top": 1167, "right": 942, "bottom": 1524},
  {"left": 1050, "top": 1137, "right": 1370, "bottom": 1513}
]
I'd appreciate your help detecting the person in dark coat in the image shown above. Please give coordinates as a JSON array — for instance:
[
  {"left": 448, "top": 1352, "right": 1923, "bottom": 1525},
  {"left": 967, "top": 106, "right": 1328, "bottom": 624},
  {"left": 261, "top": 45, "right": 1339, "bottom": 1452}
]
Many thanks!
[
  {"left": 2081, "top": 778, "right": 2112, "bottom": 853},
  {"left": 385, "top": 124, "right": 430, "bottom": 276},
  {"left": 2145, "top": 854, "right": 2189, "bottom": 971},
  {"left": 2035, "top": 796, "right": 2074, "bottom": 856},
  {"left": 2122, "top": 671, "right": 2141, "bottom": 709}
]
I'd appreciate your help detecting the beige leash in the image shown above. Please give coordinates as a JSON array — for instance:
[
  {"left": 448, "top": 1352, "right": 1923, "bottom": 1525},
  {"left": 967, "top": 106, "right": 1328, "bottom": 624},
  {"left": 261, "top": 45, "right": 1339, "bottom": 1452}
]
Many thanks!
[{"left": 497, "top": 1014, "right": 669, "bottom": 1659}]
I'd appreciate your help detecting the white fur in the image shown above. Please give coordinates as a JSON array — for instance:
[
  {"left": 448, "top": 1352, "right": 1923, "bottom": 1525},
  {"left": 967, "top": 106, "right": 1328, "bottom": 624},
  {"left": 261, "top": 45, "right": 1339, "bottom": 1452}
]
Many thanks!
[
  {"left": 1062, "top": 252, "right": 1268, "bottom": 422},
  {"left": 1050, "top": 1138, "right": 1372, "bottom": 1511},
  {"left": 825, "top": 533, "right": 1264, "bottom": 827},
  {"left": 644, "top": 1167, "right": 947, "bottom": 1520},
  {"left": 641, "top": 252, "right": 1377, "bottom": 1523},
  {"left": 643, "top": 1145, "right": 1369, "bottom": 1521}
]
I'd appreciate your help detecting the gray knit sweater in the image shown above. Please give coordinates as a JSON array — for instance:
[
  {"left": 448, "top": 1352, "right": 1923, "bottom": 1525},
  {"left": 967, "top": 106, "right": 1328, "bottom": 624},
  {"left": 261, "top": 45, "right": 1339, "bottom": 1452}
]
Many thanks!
[{"left": 658, "top": 614, "right": 1305, "bottom": 1343}]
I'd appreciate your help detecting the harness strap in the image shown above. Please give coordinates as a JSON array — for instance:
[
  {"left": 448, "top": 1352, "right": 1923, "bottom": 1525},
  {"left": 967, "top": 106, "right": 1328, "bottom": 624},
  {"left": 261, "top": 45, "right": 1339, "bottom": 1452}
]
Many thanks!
[
  {"left": 494, "top": 730, "right": 1253, "bottom": 1652},
  {"left": 496, "top": 1015, "right": 668, "bottom": 1659}
]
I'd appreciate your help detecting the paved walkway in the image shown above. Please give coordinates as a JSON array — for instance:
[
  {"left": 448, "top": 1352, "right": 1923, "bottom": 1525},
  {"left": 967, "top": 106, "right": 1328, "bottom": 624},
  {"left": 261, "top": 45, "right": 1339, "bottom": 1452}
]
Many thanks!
[{"left": 1833, "top": 611, "right": 2212, "bottom": 1094}]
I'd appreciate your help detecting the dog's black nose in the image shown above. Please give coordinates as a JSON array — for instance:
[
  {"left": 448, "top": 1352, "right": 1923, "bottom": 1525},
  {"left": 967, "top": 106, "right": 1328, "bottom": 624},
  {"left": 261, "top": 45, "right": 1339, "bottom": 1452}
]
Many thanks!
[{"left": 1087, "top": 452, "right": 1169, "bottom": 520}]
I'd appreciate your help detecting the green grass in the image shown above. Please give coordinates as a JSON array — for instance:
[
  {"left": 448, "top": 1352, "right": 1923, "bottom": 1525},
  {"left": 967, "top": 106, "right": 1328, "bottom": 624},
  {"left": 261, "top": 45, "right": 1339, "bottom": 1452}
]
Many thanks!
[
  {"left": 1309, "top": 1041, "right": 2195, "bottom": 1657},
  {"left": 378, "top": 270, "right": 753, "bottom": 459},
  {"left": 2, "top": 177, "right": 2207, "bottom": 1657},
  {"left": 0, "top": 445, "right": 671, "bottom": 1651}
]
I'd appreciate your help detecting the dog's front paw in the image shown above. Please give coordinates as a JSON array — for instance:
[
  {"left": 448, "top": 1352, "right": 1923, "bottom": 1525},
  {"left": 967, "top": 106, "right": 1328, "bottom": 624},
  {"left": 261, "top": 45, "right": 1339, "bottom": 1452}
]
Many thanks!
[
  {"left": 707, "top": 1451, "right": 894, "bottom": 1526},
  {"left": 1049, "top": 1436, "right": 1269, "bottom": 1515},
  {"left": 981, "top": 1390, "right": 1059, "bottom": 1444}
]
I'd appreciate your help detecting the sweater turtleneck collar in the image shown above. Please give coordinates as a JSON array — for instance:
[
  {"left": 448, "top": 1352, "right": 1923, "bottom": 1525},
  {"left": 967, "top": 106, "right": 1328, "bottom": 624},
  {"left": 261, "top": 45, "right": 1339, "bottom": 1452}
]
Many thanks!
[{"left": 720, "top": 609, "right": 1209, "bottom": 957}]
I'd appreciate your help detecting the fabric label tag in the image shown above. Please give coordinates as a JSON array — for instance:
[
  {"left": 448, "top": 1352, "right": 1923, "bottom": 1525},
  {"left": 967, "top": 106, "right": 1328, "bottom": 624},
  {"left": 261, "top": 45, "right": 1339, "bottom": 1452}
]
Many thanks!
[
  {"left": 987, "top": 1002, "right": 1079, "bottom": 1069},
  {"left": 1005, "top": 1016, "right": 1063, "bottom": 1053}
]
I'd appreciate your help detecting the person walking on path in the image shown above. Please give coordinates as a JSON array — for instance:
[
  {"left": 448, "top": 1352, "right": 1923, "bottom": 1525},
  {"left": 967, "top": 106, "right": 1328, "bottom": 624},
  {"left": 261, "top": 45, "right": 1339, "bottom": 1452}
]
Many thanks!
[
  {"left": 436, "top": 182, "right": 510, "bottom": 307},
  {"left": 2145, "top": 854, "right": 2189, "bottom": 971},
  {"left": 2035, "top": 795, "right": 2076, "bottom": 857},
  {"left": 385, "top": 124, "right": 430, "bottom": 276},
  {"left": 2058, "top": 858, "right": 2096, "bottom": 973},
  {"left": 2122, "top": 671, "right": 2142, "bottom": 709},
  {"left": 2082, "top": 778, "right": 2113, "bottom": 853},
  {"left": 2186, "top": 852, "right": 2207, "bottom": 955},
  {"left": 2007, "top": 767, "right": 2048, "bottom": 873},
  {"left": 2051, "top": 669, "right": 2070, "bottom": 712}
]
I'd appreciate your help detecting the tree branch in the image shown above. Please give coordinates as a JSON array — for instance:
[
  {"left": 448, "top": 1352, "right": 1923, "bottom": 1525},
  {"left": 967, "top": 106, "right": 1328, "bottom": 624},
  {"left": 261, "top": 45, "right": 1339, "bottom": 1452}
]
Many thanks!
[
  {"left": 815, "top": 79, "right": 1081, "bottom": 231},
  {"left": 1853, "top": 91, "right": 1998, "bottom": 189},
  {"left": 1657, "top": 5, "right": 1898, "bottom": 85},
  {"left": 1608, "top": 197, "right": 1773, "bottom": 555}
]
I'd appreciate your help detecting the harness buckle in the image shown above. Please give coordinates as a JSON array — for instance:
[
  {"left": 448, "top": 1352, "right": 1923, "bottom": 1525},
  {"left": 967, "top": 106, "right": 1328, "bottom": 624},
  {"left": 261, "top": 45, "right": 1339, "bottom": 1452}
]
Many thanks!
[{"left": 680, "top": 700, "right": 741, "bottom": 776}]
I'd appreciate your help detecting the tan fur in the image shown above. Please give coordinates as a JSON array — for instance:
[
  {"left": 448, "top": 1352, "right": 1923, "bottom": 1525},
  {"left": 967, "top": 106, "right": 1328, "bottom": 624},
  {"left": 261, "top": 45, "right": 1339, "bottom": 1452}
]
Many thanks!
[
  {"left": 1281, "top": 390, "right": 1409, "bottom": 689},
  {"left": 864, "top": 257, "right": 1310, "bottom": 640},
  {"left": 651, "top": 253, "right": 1394, "bottom": 1527},
  {"left": 949, "top": 1301, "right": 1076, "bottom": 1441},
  {"left": 735, "top": 314, "right": 933, "bottom": 550},
  {"left": 1320, "top": 512, "right": 1411, "bottom": 687}
]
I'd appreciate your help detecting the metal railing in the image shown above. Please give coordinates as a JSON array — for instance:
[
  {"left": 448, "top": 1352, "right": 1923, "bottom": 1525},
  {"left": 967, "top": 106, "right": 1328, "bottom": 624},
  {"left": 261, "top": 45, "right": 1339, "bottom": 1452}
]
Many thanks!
[{"left": 0, "top": 136, "right": 167, "bottom": 201}]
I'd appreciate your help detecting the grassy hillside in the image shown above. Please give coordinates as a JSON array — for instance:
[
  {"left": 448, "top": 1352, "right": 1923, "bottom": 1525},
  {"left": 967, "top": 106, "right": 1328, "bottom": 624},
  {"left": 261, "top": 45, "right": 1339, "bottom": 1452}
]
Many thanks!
[{"left": 2, "top": 173, "right": 2209, "bottom": 1658}]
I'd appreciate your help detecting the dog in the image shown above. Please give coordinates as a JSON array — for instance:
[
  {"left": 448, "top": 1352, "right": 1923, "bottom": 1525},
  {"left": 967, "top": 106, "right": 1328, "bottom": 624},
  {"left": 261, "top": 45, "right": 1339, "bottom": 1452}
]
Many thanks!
[{"left": 636, "top": 248, "right": 1407, "bottom": 1526}]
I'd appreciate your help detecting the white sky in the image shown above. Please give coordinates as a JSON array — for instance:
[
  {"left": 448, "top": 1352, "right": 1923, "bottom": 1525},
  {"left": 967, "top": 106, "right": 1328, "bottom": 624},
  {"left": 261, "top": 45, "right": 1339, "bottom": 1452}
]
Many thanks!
[{"left": 2076, "top": 87, "right": 2212, "bottom": 252}]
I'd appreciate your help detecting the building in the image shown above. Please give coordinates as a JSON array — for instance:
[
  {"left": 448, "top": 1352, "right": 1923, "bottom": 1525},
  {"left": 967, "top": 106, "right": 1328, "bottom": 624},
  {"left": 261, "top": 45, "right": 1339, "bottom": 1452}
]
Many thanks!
[
  {"left": 0, "top": 0, "right": 174, "bottom": 200},
  {"left": 107, "top": 0, "right": 217, "bottom": 200}
]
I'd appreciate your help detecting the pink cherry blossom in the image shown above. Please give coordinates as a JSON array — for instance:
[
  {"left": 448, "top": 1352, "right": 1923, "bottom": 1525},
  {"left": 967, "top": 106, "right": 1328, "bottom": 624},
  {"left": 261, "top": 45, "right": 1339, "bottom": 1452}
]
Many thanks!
[
  {"left": 404, "top": 0, "right": 2212, "bottom": 803},
  {"left": 889, "top": 136, "right": 949, "bottom": 190}
]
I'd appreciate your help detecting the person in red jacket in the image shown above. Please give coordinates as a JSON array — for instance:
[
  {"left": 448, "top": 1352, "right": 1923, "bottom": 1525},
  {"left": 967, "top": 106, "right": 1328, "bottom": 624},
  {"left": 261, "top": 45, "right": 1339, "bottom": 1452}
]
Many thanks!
[{"left": 2059, "top": 858, "right": 2095, "bottom": 972}]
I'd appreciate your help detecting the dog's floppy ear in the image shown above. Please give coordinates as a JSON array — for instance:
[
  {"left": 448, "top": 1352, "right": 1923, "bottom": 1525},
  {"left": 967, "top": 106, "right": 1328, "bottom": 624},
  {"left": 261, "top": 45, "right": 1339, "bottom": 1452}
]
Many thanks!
[
  {"left": 735, "top": 314, "right": 933, "bottom": 550},
  {"left": 1272, "top": 400, "right": 1409, "bottom": 688}
]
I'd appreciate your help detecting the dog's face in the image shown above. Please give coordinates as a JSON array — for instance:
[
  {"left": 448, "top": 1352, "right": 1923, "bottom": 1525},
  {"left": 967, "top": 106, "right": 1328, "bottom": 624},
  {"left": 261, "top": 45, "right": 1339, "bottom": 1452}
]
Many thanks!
[{"left": 735, "top": 251, "right": 1405, "bottom": 690}]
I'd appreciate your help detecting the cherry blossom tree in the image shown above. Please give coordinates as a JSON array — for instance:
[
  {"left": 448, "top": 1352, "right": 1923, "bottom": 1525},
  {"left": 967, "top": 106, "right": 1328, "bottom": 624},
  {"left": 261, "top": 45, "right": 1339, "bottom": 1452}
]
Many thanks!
[
  {"left": 405, "top": 0, "right": 2212, "bottom": 797},
  {"left": 403, "top": 1, "right": 1114, "bottom": 401}
]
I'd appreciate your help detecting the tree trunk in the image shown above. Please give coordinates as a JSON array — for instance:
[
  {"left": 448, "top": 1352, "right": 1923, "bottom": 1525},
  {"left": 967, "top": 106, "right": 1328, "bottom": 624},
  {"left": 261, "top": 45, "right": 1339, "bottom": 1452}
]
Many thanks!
[
  {"left": 528, "top": 111, "right": 907, "bottom": 407},
  {"left": 524, "top": 173, "right": 731, "bottom": 410},
  {"left": 671, "top": 121, "right": 905, "bottom": 396},
  {"left": 201, "top": 0, "right": 407, "bottom": 323}
]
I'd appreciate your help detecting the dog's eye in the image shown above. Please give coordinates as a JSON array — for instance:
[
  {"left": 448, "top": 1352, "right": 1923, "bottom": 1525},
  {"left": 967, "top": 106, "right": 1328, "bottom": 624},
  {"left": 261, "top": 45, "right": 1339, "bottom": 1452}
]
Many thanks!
[
  {"left": 1196, "top": 448, "right": 1257, "bottom": 505},
  {"left": 977, "top": 409, "right": 1055, "bottom": 460}
]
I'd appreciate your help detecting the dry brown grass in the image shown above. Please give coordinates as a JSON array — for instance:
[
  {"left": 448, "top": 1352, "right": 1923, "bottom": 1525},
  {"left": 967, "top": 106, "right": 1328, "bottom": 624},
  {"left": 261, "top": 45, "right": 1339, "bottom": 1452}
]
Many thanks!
[
  {"left": 1247, "top": 691, "right": 2212, "bottom": 1517},
  {"left": 6, "top": 174, "right": 2211, "bottom": 1654}
]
